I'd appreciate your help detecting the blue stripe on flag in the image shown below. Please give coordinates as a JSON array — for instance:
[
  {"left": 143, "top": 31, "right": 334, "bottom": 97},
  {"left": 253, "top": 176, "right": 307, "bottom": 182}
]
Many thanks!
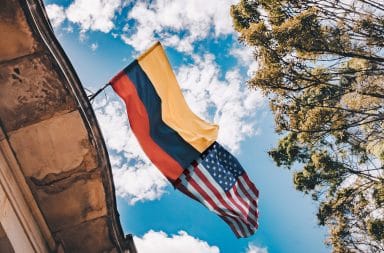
[{"left": 124, "top": 61, "right": 200, "bottom": 169}]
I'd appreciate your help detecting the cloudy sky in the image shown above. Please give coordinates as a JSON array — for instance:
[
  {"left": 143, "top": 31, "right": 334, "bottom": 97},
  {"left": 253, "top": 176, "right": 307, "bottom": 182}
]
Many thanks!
[{"left": 44, "top": 0, "right": 329, "bottom": 252}]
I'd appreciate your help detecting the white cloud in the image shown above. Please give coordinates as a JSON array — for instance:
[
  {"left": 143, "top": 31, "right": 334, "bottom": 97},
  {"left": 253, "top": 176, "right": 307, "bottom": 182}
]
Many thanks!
[
  {"left": 177, "top": 54, "right": 265, "bottom": 153},
  {"left": 46, "top": 0, "right": 123, "bottom": 34},
  {"left": 245, "top": 243, "right": 268, "bottom": 253},
  {"left": 134, "top": 230, "right": 220, "bottom": 253},
  {"left": 46, "top": 4, "right": 66, "bottom": 28},
  {"left": 64, "top": 25, "right": 74, "bottom": 33},
  {"left": 90, "top": 42, "right": 98, "bottom": 51},
  {"left": 123, "top": 0, "right": 237, "bottom": 53},
  {"left": 66, "top": 0, "right": 122, "bottom": 33},
  {"left": 230, "top": 45, "right": 259, "bottom": 77},
  {"left": 112, "top": 160, "right": 168, "bottom": 204},
  {"left": 94, "top": 99, "right": 169, "bottom": 204}
]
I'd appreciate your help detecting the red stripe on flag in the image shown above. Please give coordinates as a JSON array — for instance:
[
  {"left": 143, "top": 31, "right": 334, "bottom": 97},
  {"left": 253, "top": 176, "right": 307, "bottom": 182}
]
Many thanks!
[
  {"left": 225, "top": 191, "right": 247, "bottom": 221},
  {"left": 224, "top": 191, "right": 254, "bottom": 236},
  {"left": 192, "top": 165, "right": 253, "bottom": 237},
  {"left": 237, "top": 180, "right": 259, "bottom": 219},
  {"left": 178, "top": 173, "right": 242, "bottom": 237},
  {"left": 111, "top": 75, "right": 184, "bottom": 180},
  {"left": 239, "top": 174, "right": 259, "bottom": 227},
  {"left": 243, "top": 173, "right": 260, "bottom": 199},
  {"left": 232, "top": 184, "right": 249, "bottom": 211},
  {"left": 218, "top": 215, "right": 241, "bottom": 238},
  {"left": 238, "top": 177, "right": 257, "bottom": 208},
  {"left": 186, "top": 171, "right": 246, "bottom": 237},
  {"left": 193, "top": 166, "right": 240, "bottom": 218},
  {"left": 175, "top": 178, "right": 200, "bottom": 202},
  {"left": 232, "top": 184, "right": 258, "bottom": 227}
]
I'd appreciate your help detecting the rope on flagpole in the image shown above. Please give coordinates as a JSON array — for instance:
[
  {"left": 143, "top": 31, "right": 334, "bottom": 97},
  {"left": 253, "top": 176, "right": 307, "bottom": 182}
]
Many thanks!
[{"left": 88, "top": 83, "right": 111, "bottom": 101}]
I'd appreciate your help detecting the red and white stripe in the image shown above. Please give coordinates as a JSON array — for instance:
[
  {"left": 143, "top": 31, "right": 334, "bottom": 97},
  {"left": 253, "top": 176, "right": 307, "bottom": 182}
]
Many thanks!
[{"left": 176, "top": 162, "right": 259, "bottom": 238}]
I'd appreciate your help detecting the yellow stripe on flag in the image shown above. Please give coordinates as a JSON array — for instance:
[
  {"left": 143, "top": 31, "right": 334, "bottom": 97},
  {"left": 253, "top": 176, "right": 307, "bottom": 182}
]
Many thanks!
[{"left": 138, "top": 42, "right": 219, "bottom": 153}]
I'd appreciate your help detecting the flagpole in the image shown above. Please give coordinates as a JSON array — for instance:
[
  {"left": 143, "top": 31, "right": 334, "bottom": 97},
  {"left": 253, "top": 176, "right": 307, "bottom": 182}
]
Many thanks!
[
  {"left": 88, "top": 41, "right": 161, "bottom": 102},
  {"left": 88, "top": 83, "right": 111, "bottom": 101}
]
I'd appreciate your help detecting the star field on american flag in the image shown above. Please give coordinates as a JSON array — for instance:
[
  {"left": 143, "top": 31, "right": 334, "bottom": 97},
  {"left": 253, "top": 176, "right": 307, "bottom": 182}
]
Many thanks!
[
  {"left": 175, "top": 142, "right": 259, "bottom": 238},
  {"left": 201, "top": 143, "right": 244, "bottom": 192}
]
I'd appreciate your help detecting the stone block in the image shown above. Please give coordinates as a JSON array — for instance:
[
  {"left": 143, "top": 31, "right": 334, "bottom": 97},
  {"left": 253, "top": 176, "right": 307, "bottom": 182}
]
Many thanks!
[
  {"left": 0, "top": 54, "right": 76, "bottom": 132},
  {"left": 9, "top": 111, "right": 97, "bottom": 180},
  {"left": 34, "top": 175, "right": 107, "bottom": 232},
  {"left": 56, "top": 217, "right": 115, "bottom": 253},
  {"left": 0, "top": 0, "right": 37, "bottom": 61}
]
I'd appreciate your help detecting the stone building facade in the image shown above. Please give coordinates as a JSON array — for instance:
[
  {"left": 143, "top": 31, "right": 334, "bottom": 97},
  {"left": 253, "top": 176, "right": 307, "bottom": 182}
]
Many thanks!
[{"left": 0, "top": 0, "right": 136, "bottom": 252}]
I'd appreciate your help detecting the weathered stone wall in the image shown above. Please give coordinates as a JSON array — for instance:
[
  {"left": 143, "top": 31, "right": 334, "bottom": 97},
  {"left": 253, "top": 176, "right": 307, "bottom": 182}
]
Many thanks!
[{"left": 0, "top": 0, "right": 135, "bottom": 252}]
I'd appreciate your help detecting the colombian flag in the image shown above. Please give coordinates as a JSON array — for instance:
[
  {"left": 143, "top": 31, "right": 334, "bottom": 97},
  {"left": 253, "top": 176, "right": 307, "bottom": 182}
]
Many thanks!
[
  {"left": 110, "top": 42, "right": 219, "bottom": 181},
  {"left": 110, "top": 42, "right": 259, "bottom": 237}
]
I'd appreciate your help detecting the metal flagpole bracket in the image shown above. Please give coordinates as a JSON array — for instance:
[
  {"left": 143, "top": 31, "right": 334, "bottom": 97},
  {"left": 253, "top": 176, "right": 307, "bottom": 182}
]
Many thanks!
[{"left": 88, "top": 83, "right": 111, "bottom": 101}]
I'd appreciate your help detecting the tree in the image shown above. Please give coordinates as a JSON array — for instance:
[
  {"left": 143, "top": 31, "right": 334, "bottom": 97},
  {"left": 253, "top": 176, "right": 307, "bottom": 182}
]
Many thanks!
[{"left": 231, "top": 0, "right": 384, "bottom": 252}]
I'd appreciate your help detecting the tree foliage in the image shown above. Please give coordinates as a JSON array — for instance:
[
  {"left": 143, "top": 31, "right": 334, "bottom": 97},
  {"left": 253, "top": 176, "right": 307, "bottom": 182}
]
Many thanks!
[{"left": 231, "top": 0, "right": 384, "bottom": 252}]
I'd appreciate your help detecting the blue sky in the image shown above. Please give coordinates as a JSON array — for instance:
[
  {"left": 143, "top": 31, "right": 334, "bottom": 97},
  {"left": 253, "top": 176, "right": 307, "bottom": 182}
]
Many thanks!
[{"left": 44, "top": 1, "right": 330, "bottom": 252}]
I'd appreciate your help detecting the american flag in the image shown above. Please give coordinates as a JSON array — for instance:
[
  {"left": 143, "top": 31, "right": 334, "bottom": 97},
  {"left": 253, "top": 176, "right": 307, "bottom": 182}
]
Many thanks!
[{"left": 175, "top": 142, "right": 259, "bottom": 238}]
